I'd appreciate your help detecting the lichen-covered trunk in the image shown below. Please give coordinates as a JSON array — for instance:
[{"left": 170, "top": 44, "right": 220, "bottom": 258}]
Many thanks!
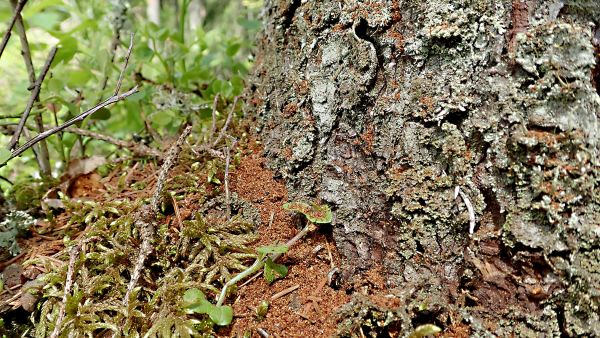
[{"left": 247, "top": 1, "right": 600, "bottom": 335}]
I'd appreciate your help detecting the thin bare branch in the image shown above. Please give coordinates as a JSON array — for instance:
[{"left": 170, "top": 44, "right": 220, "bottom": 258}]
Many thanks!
[
  {"left": 0, "top": 0, "right": 27, "bottom": 61},
  {"left": 10, "top": 0, "right": 51, "bottom": 175},
  {"left": 8, "top": 46, "right": 57, "bottom": 150},
  {"left": 97, "top": 4, "right": 128, "bottom": 99},
  {"left": 150, "top": 125, "right": 192, "bottom": 212},
  {"left": 49, "top": 237, "right": 97, "bottom": 338},
  {"left": 212, "top": 96, "right": 238, "bottom": 148},
  {"left": 114, "top": 32, "right": 134, "bottom": 96},
  {"left": 4, "top": 86, "right": 139, "bottom": 164},
  {"left": 124, "top": 125, "right": 192, "bottom": 311},
  {"left": 55, "top": 125, "right": 162, "bottom": 158},
  {"left": 10, "top": 0, "right": 34, "bottom": 84}
]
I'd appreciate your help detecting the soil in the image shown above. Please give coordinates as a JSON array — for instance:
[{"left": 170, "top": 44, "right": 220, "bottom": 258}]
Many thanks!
[{"left": 225, "top": 146, "right": 351, "bottom": 337}]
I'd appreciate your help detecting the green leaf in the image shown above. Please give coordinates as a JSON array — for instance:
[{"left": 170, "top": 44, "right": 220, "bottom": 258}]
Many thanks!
[
  {"left": 27, "top": 11, "right": 62, "bottom": 30},
  {"left": 152, "top": 110, "right": 174, "bottom": 127},
  {"left": 207, "top": 305, "right": 233, "bottom": 326},
  {"left": 67, "top": 69, "right": 93, "bottom": 87},
  {"left": 226, "top": 42, "right": 241, "bottom": 57},
  {"left": 263, "top": 258, "right": 288, "bottom": 284},
  {"left": 187, "top": 301, "right": 213, "bottom": 315},
  {"left": 283, "top": 202, "right": 333, "bottom": 224},
  {"left": 0, "top": 148, "right": 11, "bottom": 165},
  {"left": 54, "top": 36, "right": 79, "bottom": 65},
  {"left": 91, "top": 108, "right": 111, "bottom": 120},
  {"left": 183, "top": 288, "right": 206, "bottom": 306}
]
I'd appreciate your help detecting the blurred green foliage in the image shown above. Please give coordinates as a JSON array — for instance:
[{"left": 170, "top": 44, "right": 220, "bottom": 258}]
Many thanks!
[{"left": 0, "top": 0, "right": 261, "bottom": 192}]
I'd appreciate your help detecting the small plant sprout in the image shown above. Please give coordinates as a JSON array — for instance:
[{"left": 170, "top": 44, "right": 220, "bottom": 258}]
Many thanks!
[
  {"left": 255, "top": 300, "right": 269, "bottom": 320},
  {"left": 215, "top": 201, "right": 332, "bottom": 307},
  {"left": 183, "top": 288, "right": 233, "bottom": 326}
]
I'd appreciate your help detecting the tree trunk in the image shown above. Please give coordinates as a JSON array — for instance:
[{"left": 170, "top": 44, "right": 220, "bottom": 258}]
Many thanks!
[{"left": 247, "top": 0, "right": 600, "bottom": 335}]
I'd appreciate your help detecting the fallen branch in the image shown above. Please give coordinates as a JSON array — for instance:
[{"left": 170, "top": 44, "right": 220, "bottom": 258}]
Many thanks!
[
  {"left": 9, "top": 0, "right": 51, "bottom": 175},
  {"left": 223, "top": 138, "right": 237, "bottom": 220}
]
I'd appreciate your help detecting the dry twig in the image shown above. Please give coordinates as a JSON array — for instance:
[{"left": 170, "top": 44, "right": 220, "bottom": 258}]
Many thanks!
[
  {"left": 1, "top": 33, "right": 138, "bottom": 168},
  {"left": 123, "top": 125, "right": 192, "bottom": 309},
  {"left": 49, "top": 237, "right": 96, "bottom": 338},
  {"left": 9, "top": 0, "right": 51, "bottom": 175},
  {"left": 0, "top": 0, "right": 27, "bottom": 60},
  {"left": 8, "top": 46, "right": 57, "bottom": 150},
  {"left": 56, "top": 125, "right": 162, "bottom": 158},
  {"left": 270, "top": 284, "right": 300, "bottom": 301},
  {"left": 224, "top": 138, "right": 237, "bottom": 220},
  {"left": 212, "top": 96, "right": 238, "bottom": 148}
]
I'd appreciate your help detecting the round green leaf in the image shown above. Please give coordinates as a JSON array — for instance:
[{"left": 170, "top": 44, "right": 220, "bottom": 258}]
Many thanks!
[
  {"left": 183, "top": 288, "right": 206, "bottom": 306},
  {"left": 208, "top": 305, "right": 233, "bottom": 326}
]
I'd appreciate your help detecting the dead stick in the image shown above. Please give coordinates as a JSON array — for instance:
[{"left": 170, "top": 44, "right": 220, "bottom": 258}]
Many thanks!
[
  {"left": 271, "top": 284, "right": 299, "bottom": 301},
  {"left": 0, "top": 0, "right": 27, "bottom": 60},
  {"left": 49, "top": 237, "right": 96, "bottom": 338},
  {"left": 212, "top": 96, "right": 238, "bottom": 148},
  {"left": 224, "top": 138, "right": 237, "bottom": 220},
  {"left": 113, "top": 33, "right": 134, "bottom": 96},
  {"left": 11, "top": 0, "right": 51, "bottom": 174},
  {"left": 209, "top": 93, "right": 219, "bottom": 142},
  {"left": 8, "top": 46, "right": 57, "bottom": 150},
  {"left": 150, "top": 125, "right": 192, "bottom": 212},
  {"left": 123, "top": 125, "right": 192, "bottom": 309},
  {"left": 2, "top": 33, "right": 137, "bottom": 167},
  {"left": 57, "top": 125, "right": 162, "bottom": 158},
  {"left": 4, "top": 86, "right": 139, "bottom": 164}
]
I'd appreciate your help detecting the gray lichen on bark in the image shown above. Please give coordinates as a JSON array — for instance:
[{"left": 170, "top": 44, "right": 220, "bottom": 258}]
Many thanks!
[{"left": 248, "top": 0, "right": 600, "bottom": 335}]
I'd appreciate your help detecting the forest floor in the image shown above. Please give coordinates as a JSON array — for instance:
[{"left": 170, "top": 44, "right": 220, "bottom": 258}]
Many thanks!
[
  {"left": 0, "top": 125, "right": 387, "bottom": 337},
  {"left": 0, "top": 122, "right": 472, "bottom": 337}
]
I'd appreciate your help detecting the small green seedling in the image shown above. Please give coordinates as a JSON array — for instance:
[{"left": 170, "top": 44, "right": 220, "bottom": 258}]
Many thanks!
[
  {"left": 183, "top": 288, "right": 233, "bottom": 326},
  {"left": 257, "top": 245, "right": 289, "bottom": 283},
  {"left": 215, "top": 201, "right": 332, "bottom": 307},
  {"left": 255, "top": 300, "right": 269, "bottom": 320}
]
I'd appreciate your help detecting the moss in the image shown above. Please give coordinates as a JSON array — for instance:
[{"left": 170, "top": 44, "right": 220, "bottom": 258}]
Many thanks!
[{"left": 28, "top": 149, "right": 261, "bottom": 337}]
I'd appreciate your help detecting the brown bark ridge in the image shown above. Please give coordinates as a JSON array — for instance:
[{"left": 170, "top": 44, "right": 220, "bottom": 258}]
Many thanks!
[{"left": 247, "top": 0, "right": 600, "bottom": 335}]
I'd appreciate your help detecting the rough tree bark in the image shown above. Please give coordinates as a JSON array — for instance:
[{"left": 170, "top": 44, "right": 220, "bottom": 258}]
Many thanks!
[{"left": 247, "top": 1, "right": 600, "bottom": 336}]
